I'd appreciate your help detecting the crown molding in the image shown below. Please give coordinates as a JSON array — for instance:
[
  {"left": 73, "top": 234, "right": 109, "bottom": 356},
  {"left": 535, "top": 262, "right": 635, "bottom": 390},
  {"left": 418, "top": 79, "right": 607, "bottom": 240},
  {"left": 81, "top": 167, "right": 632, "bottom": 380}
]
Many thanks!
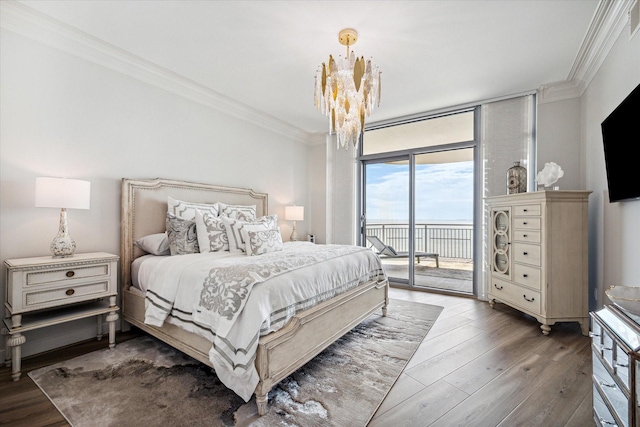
[
  {"left": 538, "top": 0, "right": 631, "bottom": 104},
  {"left": 0, "top": 0, "right": 312, "bottom": 144}
]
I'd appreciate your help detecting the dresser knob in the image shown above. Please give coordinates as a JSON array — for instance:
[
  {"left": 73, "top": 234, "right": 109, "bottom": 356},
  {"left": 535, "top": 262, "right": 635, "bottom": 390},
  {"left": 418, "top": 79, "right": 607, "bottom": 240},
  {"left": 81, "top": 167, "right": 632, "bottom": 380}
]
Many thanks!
[
  {"left": 523, "top": 295, "right": 535, "bottom": 302},
  {"left": 66, "top": 270, "right": 75, "bottom": 278},
  {"left": 523, "top": 252, "right": 528, "bottom": 255},
  {"left": 523, "top": 274, "right": 528, "bottom": 278},
  {"left": 494, "top": 283, "right": 504, "bottom": 290},
  {"left": 65, "top": 289, "right": 75, "bottom": 296}
]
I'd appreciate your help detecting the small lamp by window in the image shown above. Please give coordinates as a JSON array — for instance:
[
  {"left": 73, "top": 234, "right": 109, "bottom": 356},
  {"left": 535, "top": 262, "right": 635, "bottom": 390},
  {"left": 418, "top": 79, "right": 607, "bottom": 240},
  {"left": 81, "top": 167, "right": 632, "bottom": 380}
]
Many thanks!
[
  {"left": 35, "top": 177, "right": 91, "bottom": 257},
  {"left": 284, "top": 205, "right": 304, "bottom": 242}
]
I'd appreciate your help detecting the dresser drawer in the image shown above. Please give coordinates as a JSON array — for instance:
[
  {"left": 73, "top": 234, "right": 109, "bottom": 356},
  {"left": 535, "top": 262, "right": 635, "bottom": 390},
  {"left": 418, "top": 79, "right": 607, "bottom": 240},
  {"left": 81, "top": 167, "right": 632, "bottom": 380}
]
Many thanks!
[
  {"left": 593, "top": 383, "right": 623, "bottom": 427},
  {"left": 24, "top": 281, "right": 110, "bottom": 310},
  {"left": 513, "top": 230, "right": 541, "bottom": 244},
  {"left": 513, "top": 217, "right": 541, "bottom": 230},
  {"left": 514, "top": 204, "right": 541, "bottom": 216},
  {"left": 513, "top": 263, "right": 541, "bottom": 290},
  {"left": 490, "top": 277, "right": 541, "bottom": 314},
  {"left": 593, "top": 354, "right": 629, "bottom": 427},
  {"left": 513, "top": 243, "right": 541, "bottom": 266},
  {"left": 25, "top": 263, "right": 111, "bottom": 286}
]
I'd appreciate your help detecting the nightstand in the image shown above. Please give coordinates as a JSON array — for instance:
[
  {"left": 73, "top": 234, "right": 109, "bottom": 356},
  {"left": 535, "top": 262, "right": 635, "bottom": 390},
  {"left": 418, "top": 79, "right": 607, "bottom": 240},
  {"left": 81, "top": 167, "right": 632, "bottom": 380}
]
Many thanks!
[{"left": 2, "top": 252, "right": 119, "bottom": 381}]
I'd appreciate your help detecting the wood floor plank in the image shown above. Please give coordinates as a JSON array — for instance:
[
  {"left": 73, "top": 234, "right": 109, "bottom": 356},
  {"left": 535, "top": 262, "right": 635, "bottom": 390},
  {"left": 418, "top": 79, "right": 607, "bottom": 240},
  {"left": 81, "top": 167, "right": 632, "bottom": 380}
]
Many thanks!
[
  {"left": 441, "top": 326, "right": 546, "bottom": 394},
  {"left": 404, "top": 323, "right": 484, "bottom": 370},
  {"left": 497, "top": 347, "right": 593, "bottom": 427},
  {"left": 429, "top": 352, "right": 563, "bottom": 426},
  {"left": 405, "top": 314, "right": 536, "bottom": 387},
  {"left": 368, "top": 379, "right": 468, "bottom": 427}
]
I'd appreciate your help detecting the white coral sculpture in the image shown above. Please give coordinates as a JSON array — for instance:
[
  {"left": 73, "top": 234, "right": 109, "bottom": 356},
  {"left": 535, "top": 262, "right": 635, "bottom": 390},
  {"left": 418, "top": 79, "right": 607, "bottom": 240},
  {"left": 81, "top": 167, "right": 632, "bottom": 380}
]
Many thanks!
[{"left": 536, "top": 162, "right": 564, "bottom": 187}]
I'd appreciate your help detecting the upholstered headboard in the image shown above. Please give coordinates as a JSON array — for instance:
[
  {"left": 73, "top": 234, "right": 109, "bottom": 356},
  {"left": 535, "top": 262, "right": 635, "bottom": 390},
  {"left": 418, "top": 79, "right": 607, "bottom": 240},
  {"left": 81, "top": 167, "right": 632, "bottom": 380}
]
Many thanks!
[{"left": 120, "top": 178, "right": 268, "bottom": 290}]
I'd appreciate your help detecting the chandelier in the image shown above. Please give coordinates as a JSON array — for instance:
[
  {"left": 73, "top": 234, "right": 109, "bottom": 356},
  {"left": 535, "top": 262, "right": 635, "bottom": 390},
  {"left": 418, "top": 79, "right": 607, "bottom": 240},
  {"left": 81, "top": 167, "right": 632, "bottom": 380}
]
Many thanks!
[{"left": 314, "top": 28, "right": 381, "bottom": 149}]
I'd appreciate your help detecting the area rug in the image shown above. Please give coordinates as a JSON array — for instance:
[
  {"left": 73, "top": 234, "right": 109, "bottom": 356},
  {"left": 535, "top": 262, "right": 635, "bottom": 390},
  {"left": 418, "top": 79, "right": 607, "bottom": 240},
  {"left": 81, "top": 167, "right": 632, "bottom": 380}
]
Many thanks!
[{"left": 28, "top": 299, "right": 442, "bottom": 427}]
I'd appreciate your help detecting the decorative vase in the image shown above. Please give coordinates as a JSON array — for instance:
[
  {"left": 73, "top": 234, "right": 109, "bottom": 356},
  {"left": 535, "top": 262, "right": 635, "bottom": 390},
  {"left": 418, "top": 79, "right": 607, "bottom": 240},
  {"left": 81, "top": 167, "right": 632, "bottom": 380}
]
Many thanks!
[{"left": 507, "top": 161, "right": 527, "bottom": 194}]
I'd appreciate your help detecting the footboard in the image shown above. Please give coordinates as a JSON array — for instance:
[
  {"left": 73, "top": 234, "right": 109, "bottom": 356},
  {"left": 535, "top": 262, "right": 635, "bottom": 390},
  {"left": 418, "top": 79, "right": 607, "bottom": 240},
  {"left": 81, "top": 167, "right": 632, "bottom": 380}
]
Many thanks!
[{"left": 254, "top": 277, "right": 388, "bottom": 415}]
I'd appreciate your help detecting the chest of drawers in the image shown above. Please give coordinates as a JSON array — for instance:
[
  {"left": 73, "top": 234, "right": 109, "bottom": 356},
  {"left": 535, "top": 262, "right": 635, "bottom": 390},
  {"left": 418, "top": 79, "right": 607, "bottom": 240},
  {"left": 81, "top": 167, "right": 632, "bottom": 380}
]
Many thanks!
[{"left": 486, "top": 191, "right": 591, "bottom": 335}]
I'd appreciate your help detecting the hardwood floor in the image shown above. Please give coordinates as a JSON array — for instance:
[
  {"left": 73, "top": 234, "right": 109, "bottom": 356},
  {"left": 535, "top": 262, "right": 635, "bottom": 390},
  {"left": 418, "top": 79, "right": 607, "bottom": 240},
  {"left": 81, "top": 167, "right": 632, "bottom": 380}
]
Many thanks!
[
  {"left": 0, "top": 289, "right": 594, "bottom": 427},
  {"left": 370, "top": 288, "right": 594, "bottom": 427}
]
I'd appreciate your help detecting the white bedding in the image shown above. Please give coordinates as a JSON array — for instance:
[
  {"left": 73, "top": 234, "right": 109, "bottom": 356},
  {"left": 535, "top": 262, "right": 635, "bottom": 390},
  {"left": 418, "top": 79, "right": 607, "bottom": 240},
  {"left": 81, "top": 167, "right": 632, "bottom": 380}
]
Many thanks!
[{"left": 139, "top": 241, "right": 385, "bottom": 401}]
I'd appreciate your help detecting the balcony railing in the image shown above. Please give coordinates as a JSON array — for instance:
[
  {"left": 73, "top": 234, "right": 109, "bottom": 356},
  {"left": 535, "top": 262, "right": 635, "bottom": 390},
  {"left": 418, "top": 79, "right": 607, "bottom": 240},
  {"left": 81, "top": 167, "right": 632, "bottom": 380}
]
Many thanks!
[{"left": 366, "top": 223, "right": 473, "bottom": 259}]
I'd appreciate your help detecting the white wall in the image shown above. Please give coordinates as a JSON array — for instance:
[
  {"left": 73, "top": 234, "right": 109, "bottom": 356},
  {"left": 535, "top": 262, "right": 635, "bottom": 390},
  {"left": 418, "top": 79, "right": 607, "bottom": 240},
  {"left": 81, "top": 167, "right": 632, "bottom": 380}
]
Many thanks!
[
  {"left": 0, "top": 29, "right": 312, "bottom": 359},
  {"left": 537, "top": 97, "right": 583, "bottom": 190},
  {"left": 582, "top": 26, "right": 640, "bottom": 309}
]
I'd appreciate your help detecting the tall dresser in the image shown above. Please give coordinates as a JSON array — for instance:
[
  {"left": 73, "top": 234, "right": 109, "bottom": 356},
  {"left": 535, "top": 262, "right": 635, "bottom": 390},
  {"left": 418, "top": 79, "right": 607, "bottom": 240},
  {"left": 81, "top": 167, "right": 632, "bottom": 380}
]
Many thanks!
[{"left": 486, "top": 190, "right": 591, "bottom": 336}]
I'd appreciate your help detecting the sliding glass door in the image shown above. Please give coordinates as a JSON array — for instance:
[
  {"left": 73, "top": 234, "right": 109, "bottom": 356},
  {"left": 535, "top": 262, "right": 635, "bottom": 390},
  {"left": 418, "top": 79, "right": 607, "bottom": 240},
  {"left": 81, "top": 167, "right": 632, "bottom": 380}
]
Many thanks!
[
  {"left": 361, "top": 110, "right": 477, "bottom": 294},
  {"left": 364, "top": 158, "right": 411, "bottom": 283}
]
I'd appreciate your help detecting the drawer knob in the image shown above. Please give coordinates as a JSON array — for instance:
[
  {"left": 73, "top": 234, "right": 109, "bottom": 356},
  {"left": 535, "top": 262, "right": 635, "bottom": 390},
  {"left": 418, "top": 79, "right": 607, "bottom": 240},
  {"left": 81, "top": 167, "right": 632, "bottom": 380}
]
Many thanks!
[
  {"left": 523, "top": 295, "right": 535, "bottom": 302},
  {"left": 523, "top": 252, "right": 528, "bottom": 255},
  {"left": 66, "top": 270, "right": 75, "bottom": 278},
  {"left": 523, "top": 234, "right": 528, "bottom": 237},
  {"left": 65, "top": 288, "right": 75, "bottom": 296},
  {"left": 523, "top": 274, "right": 528, "bottom": 278},
  {"left": 523, "top": 222, "right": 528, "bottom": 225},
  {"left": 494, "top": 283, "right": 504, "bottom": 290}
]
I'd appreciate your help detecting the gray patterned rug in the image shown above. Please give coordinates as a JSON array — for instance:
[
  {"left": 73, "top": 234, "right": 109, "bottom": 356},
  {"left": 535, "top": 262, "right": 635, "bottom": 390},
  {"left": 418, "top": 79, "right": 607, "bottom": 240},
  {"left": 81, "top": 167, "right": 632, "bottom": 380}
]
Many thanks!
[{"left": 29, "top": 299, "right": 442, "bottom": 427}]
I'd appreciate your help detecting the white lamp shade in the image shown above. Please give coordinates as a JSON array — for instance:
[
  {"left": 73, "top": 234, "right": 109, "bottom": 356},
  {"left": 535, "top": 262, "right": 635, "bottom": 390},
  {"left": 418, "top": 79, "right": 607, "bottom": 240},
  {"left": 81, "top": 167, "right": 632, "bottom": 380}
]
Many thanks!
[
  {"left": 35, "top": 177, "right": 91, "bottom": 209},
  {"left": 285, "top": 205, "right": 304, "bottom": 221}
]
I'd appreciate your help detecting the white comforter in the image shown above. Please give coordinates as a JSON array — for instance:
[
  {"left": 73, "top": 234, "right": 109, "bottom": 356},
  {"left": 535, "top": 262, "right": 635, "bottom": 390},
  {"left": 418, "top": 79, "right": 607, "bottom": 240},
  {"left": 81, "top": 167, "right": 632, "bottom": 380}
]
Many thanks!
[{"left": 140, "top": 242, "right": 385, "bottom": 401}]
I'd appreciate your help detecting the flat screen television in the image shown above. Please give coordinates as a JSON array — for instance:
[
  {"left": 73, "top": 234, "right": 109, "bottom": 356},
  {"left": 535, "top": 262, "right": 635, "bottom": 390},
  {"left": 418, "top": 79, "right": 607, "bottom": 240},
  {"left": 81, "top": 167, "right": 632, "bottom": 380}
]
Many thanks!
[{"left": 601, "top": 82, "right": 640, "bottom": 203}]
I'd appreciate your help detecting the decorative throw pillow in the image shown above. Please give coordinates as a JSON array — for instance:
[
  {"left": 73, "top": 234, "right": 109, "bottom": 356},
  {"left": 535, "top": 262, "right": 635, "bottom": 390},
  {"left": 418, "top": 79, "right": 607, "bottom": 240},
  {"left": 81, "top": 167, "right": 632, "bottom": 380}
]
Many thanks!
[
  {"left": 222, "top": 215, "right": 278, "bottom": 253},
  {"left": 166, "top": 213, "right": 200, "bottom": 255},
  {"left": 134, "top": 233, "right": 170, "bottom": 256},
  {"left": 241, "top": 227, "right": 284, "bottom": 256},
  {"left": 218, "top": 202, "right": 257, "bottom": 221},
  {"left": 195, "top": 210, "right": 229, "bottom": 252},
  {"left": 168, "top": 196, "right": 218, "bottom": 220}
]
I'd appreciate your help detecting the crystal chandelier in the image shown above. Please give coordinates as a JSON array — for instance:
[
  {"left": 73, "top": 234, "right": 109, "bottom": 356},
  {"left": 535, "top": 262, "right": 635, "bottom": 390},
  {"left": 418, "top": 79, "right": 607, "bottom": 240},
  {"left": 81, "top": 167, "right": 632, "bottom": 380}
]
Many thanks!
[{"left": 314, "top": 28, "right": 381, "bottom": 149}]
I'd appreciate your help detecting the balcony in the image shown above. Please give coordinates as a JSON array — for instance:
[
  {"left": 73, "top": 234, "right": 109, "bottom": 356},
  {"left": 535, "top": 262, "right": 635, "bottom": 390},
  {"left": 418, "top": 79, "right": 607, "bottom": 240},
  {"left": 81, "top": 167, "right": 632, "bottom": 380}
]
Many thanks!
[{"left": 366, "top": 223, "right": 473, "bottom": 294}]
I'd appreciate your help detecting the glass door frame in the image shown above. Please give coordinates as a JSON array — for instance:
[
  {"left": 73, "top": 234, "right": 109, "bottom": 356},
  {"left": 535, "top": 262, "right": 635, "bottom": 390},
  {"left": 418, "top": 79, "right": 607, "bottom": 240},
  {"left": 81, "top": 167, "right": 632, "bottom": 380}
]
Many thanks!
[{"left": 358, "top": 130, "right": 481, "bottom": 296}]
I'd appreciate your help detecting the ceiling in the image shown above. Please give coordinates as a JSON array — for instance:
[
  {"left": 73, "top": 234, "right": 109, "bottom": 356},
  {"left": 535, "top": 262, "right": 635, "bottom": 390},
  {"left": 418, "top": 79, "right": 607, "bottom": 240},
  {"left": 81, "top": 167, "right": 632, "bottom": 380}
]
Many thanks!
[{"left": 16, "top": 0, "right": 600, "bottom": 138}]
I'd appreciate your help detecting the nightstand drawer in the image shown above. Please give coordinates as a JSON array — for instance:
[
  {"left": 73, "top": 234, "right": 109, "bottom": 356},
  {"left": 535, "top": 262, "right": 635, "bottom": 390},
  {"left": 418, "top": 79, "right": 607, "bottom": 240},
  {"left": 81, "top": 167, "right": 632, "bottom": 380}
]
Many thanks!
[
  {"left": 25, "top": 264, "right": 110, "bottom": 286},
  {"left": 24, "top": 281, "right": 110, "bottom": 309}
]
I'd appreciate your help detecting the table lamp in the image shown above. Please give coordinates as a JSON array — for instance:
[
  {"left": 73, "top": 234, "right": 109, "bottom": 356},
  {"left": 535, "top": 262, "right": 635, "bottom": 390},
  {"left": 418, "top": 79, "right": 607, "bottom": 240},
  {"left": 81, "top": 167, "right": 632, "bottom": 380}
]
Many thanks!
[
  {"left": 285, "top": 205, "right": 304, "bottom": 241},
  {"left": 35, "top": 177, "right": 91, "bottom": 257}
]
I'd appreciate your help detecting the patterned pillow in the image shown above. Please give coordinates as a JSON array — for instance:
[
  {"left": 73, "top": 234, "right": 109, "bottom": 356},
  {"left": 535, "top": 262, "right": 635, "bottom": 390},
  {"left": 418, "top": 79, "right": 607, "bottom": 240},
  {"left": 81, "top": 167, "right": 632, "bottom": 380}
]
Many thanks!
[
  {"left": 222, "top": 215, "right": 278, "bottom": 253},
  {"left": 134, "top": 233, "right": 170, "bottom": 256},
  {"left": 166, "top": 213, "right": 200, "bottom": 255},
  {"left": 168, "top": 196, "right": 218, "bottom": 220},
  {"left": 218, "top": 202, "right": 256, "bottom": 221},
  {"left": 241, "top": 227, "right": 283, "bottom": 256},
  {"left": 195, "top": 210, "right": 229, "bottom": 252}
]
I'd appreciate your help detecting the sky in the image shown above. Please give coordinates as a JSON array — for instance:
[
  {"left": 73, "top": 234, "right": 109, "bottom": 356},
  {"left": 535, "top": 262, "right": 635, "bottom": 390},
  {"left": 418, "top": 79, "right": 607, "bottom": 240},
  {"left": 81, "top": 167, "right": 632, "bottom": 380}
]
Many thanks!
[{"left": 365, "top": 161, "right": 474, "bottom": 223}]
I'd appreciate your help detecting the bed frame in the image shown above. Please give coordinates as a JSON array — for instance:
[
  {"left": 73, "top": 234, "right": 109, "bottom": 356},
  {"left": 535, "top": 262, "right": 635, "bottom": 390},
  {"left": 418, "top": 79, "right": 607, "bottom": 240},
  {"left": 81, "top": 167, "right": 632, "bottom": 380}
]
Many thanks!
[{"left": 120, "top": 178, "right": 389, "bottom": 415}]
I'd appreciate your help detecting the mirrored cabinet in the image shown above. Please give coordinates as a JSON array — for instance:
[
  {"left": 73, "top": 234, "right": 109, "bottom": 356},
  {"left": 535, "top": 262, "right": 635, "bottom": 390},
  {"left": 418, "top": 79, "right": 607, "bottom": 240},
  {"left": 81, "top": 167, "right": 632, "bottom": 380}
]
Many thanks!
[{"left": 591, "top": 305, "right": 640, "bottom": 427}]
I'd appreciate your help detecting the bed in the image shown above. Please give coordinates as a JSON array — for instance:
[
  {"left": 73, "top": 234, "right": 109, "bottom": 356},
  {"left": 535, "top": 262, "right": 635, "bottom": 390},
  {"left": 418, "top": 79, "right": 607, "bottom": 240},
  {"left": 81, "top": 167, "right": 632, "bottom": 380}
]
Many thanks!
[{"left": 120, "top": 177, "right": 389, "bottom": 415}]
